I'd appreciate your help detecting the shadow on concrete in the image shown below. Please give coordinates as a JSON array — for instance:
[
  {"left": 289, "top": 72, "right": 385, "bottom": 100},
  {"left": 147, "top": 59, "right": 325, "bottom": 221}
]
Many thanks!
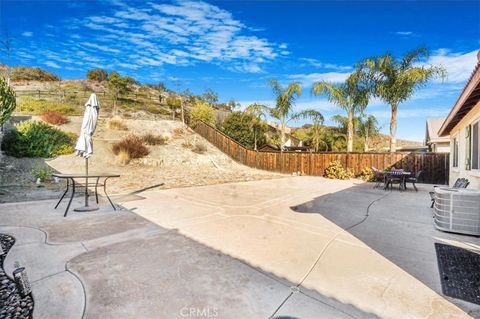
[{"left": 291, "top": 182, "right": 480, "bottom": 317}]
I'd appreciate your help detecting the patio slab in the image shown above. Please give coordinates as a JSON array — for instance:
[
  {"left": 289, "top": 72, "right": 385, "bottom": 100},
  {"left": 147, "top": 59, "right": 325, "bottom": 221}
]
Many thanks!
[{"left": 0, "top": 177, "right": 478, "bottom": 318}]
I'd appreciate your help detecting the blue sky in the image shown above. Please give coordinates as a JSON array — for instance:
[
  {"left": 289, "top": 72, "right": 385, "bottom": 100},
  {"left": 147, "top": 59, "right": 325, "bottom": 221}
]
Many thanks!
[{"left": 1, "top": 0, "right": 479, "bottom": 141}]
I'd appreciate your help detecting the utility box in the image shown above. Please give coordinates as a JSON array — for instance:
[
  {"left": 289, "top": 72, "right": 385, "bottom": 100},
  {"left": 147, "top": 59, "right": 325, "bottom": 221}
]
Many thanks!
[{"left": 434, "top": 187, "right": 480, "bottom": 236}]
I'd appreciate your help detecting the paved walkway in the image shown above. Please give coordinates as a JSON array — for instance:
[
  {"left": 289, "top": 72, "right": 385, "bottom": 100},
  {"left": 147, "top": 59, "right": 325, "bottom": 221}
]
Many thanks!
[{"left": 0, "top": 176, "right": 478, "bottom": 318}]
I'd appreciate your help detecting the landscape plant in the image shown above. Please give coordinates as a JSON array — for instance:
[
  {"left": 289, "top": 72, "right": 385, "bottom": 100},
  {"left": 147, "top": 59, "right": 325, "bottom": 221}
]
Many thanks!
[
  {"left": 86, "top": 69, "right": 108, "bottom": 82},
  {"left": 31, "top": 166, "right": 53, "bottom": 182},
  {"left": 142, "top": 133, "right": 168, "bottom": 146},
  {"left": 108, "top": 71, "right": 133, "bottom": 114},
  {"left": 0, "top": 78, "right": 15, "bottom": 128},
  {"left": 1, "top": 120, "right": 75, "bottom": 158},
  {"left": 17, "top": 97, "right": 77, "bottom": 115},
  {"left": 9, "top": 66, "right": 60, "bottom": 81},
  {"left": 112, "top": 133, "right": 149, "bottom": 160},
  {"left": 245, "top": 103, "right": 267, "bottom": 150},
  {"left": 359, "top": 167, "right": 375, "bottom": 181},
  {"left": 324, "top": 160, "right": 354, "bottom": 179},
  {"left": 267, "top": 79, "right": 324, "bottom": 150},
  {"left": 40, "top": 110, "right": 69, "bottom": 125},
  {"left": 189, "top": 101, "right": 216, "bottom": 128},
  {"left": 313, "top": 72, "right": 369, "bottom": 152},
  {"left": 358, "top": 115, "right": 379, "bottom": 152},
  {"left": 221, "top": 111, "right": 267, "bottom": 149},
  {"left": 201, "top": 88, "right": 218, "bottom": 105},
  {"left": 358, "top": 48, "right": 445, "bottom": 152},
  {"left": 108, "top": 117, "right": 128, "bottom": 130}
]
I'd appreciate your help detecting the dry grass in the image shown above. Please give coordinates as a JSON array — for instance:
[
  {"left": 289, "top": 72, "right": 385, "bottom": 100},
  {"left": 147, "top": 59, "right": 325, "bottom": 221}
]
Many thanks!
[
  {"left": 172, "top": 128, "right": 184, "bottom": 139},
  {"left": 112, "top": 133, "right": 149, "bottom": 162},
  {"left": 142, "top": 133, "right": 168, "bottom": 146},
  {"left": 40, "top": 111, "right": 69, "bottom": 125},
  {"left": 192, "top": 142, "right": 208, "bottom": 154},
  {"left": 117, "top": 150, "right": 131, "bottom": 165},
  {"left": 108, "top": 117, "right": 128, "bottom": 130}
]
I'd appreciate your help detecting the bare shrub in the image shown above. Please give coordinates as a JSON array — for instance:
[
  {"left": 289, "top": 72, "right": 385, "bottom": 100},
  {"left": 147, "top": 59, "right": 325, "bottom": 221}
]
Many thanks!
[
  {"left": 192, "top": 142, "right": 207, "bottom": 154},
  {"left": 112, "top": 134, "right": 149, "bottom": 161},
  {"left": 40, "top": 111, "right": 69, "bottom": 125},
  {"left": 108, "top": 117, "right": 128, "bottom": 130},
  {"left": 173, "top": 128, "right": 184, "bottom": 139},
  {"left": 142, "top": 133, "right": 168, "bottom": 146}
]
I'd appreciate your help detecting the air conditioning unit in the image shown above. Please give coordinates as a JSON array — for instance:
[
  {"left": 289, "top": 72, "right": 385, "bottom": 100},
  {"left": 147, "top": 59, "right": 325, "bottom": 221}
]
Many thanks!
[{"left": 434, "top": 188, "right": 480, "bottom": 236}]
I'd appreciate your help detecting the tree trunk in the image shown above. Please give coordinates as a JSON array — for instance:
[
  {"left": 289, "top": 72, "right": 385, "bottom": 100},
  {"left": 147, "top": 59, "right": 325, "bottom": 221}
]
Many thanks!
[
  {"left": 254, "top": 126, "right": 257, "bottom": 151},
  {"left": 364, "top": 132, "right": 369, "bottom": 152},
  {"left": 180, "top": 101, "right": 185, "bottom": 127},
  {"left": 390, "top": 104, "right": 397, "bottom": 153},
  {"left": 347, "top": 110, "right": 354, "bottom": 152},
  {"left": 280, "top": 117, "right": 286, "bottom": 150}
]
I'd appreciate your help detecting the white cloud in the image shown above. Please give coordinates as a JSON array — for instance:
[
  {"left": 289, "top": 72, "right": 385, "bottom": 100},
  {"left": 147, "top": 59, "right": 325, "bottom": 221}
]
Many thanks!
[
  {"left": 396, "top": 31, "right": 413, "bottom": 36},
  {"left": 44, "top": 61, "right": 61, "bottom": 69},
  {"left": 299, "top": 58, "right": 352, "bottom": 71},
  {"left": 288, "top": 72, "right": 351, "bottom": 86},
  {"left": 424, "top": 49, "right": 479, "bottom": 83},
  {"left": 21, "top": 31, "right": 33, "bottom": 37},
  {"left": 370, "top": 108, "right": 451, "bottom": 119}
]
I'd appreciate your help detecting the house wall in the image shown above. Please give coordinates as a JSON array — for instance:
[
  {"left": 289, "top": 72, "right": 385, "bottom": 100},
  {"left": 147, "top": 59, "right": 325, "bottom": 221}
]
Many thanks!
[
  {"left": 432, "top": 142, "right": 450, "bottom": 153},
  {"left": 449, "top": 100, "right": 480, "bottom": 189}
]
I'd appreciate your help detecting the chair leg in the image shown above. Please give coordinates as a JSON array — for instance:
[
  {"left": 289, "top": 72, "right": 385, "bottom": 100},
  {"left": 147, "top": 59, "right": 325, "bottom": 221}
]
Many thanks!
[
  {"left": 104, "top": 177, "right": 116, "bottom": 211},
  {"left": 413, "top": 182, "right": 418, "bottom": 192},
  {"left": 64, "top": 179, "right": 75, "bottom": 217},
  {"left": 430, "top": 199, "right": 435, "bottom": 208}
]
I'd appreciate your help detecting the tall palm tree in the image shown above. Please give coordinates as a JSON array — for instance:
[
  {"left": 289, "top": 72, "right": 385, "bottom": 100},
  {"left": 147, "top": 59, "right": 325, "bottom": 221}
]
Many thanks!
[
  {"left": 331, "top": 114, "right": 361, "bottom": 135},
  {"left": 268, "top": 80, "right": 324, "bottom": 149},
  {"left": 358, "top": 115, "right": 379, "bottom": 152},
  {"left": 312, "top": 72, "right": 369, "bottom": 152},
  {"left": 245, "top": 103, "right": 266, "bottom": 151},
  {"left": 358, "top": 48, "right": 445, "bottom": 152}
]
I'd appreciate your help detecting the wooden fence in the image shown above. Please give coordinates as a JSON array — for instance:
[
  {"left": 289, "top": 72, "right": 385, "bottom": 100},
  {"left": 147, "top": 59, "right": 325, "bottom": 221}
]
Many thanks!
[{"left": 194, "top": 122, "right": 449, "bottom": 184}]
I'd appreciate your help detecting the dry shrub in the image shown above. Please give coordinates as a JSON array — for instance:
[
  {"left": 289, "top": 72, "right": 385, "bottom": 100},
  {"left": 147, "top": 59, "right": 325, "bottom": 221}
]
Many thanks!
[
  {"left": 112, "top": 134, "right": 149, "bottom": 161},
  {"left": 108, "top": 117, "right": 128, "bottom": 130},
  {"left": 117, "top": 150, "right": 131, "bottom": 165},
  {"left": 173, "top": 128, "right": 184, "bottom": 139},
  {"left": 192, "top": 142, "right": 207, "bottom": 154},
  {"left": 40, "top": 111, "right": 69, "bottom": 125},
  {"left": 142, "top": 133, "right": 168, "bottom": 146}
]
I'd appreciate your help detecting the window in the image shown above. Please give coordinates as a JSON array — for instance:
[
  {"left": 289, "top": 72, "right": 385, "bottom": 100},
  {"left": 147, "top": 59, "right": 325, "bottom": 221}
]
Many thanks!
[
  {"left": 472, "top": 122, "right": 479, "bottom": 169},
  {"left": 453, "top": 137, "right": 459, "bottom": 168},
  {"left": 466, "top": 126, "right": 472, "bottom": 170}
]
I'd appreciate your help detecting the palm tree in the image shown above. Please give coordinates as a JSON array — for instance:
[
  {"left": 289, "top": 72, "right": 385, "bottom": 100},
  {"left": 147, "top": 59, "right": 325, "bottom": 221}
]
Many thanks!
[
  {"left": 358, "top": 48, "right": 445, "bottom": 152},
  {"left": 312, "top": 72, "right": 369, "bottom": 152},
  {"left": 331, "top": 114, "right": 361, "bottom": 135},
  {"left": 309, "top": 121, "right": 329, "bottom": 152},
  {"left": 358, "top": 115, "right": 379, "bottom": 152},
  {"left": 268, "top": 80, "right": 324, "bottom": 150},
  {"left": 245, "top": 103, "right": 266, "bottom": 151}
]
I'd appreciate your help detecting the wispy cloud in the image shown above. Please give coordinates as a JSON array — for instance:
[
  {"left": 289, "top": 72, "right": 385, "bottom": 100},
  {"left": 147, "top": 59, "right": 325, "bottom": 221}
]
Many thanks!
[
  {"left": 424, "top": 49, "right": 479, "bottom": 83},
  {"left": 44, "top": 61, "right": 61, "bottom": 69},
  {"left": 37, "top": 0, "right": 284, "bottom": 74},
  {"left": 299, "top": 58, "right": 352, "bottom": 71},
  {"left": 396, "top": 31, "right": 413, "bottom": 36},
  {"left": 21, "top": 31, "right": 33, "bottom": 37},
  {"left": 288, "top": 71, "right": 350, "bottom": 86}
]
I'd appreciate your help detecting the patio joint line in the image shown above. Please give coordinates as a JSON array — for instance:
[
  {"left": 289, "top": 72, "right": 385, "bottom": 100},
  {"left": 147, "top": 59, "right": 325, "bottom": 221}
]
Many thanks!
[{"left": 269, "top": 191, "right": 392, "bottom": 319}]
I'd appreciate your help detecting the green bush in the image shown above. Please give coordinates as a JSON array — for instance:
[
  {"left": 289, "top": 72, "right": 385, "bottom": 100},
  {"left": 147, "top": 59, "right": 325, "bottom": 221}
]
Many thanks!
[
  {"left": 221, "top": 112, "right": 266, "bottom": 149},
  {"left": 17, "top": 97, "right": 78, "bottom": 115},
  {"left": 189, "top": 101, "right": 215, "bottom": 128},
  {"left": 1, "top": 120, "right": 76, "bottom": 158},
  {"left": 0, "top": 78, "right": 16, "bottom": 125},
  {"left": 324, "top": 160, "right": 354, "bottom": 180},
  {"left": 86, "top": 69, "right": 108, "bottom": 82},
  {"left": 32, "top": 166, "right": 53, "bottom": 182}
]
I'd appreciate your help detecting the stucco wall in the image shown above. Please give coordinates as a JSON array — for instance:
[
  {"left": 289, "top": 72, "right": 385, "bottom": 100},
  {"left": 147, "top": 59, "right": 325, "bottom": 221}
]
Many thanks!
[
  {"left": 449, "top": 100, "right": 480, "bottom": 189},
  {"left": 432, "top": 142, "right": 450, "bottom": 153}
]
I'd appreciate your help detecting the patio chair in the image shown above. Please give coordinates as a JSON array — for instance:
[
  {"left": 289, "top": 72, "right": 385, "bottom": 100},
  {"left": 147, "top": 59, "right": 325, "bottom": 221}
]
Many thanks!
[
  {"left": 405, "top": 170, "right": 423, "bottom": 192},
  {"left": 385, "top": 168, "right": 405, "bottom": 191},
  {"left": 429, "top": 178, "right": 470, "bottom": 208},
  {"left": 371, "top": 167, "right": 384, "bottom": 189}
]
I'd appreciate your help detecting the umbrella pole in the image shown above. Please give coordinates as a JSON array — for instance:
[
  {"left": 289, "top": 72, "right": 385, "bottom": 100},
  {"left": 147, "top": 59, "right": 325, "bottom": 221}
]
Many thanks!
[{"left": 85, "top": 157, "right": 88, "bottom": 207}]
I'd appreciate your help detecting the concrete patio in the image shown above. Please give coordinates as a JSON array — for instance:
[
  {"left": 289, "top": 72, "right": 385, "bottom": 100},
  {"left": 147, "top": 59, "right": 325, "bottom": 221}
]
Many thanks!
[{"left": 0, "top": 176, "right": 479, "bottom": 318}]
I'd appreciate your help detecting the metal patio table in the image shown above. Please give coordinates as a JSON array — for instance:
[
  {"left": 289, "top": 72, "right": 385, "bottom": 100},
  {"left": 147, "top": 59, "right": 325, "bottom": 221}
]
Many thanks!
[
  {"left": 383, "top": 171, "right": 411, "bottom": 191},
  {"left": 53, "top": 173, "right": 120, "bottom": 217}
]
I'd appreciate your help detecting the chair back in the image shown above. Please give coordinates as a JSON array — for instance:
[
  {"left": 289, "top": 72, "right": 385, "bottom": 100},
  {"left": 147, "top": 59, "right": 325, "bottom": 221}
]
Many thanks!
[
  {"left": 415, "top": 170, "right": 423, "bottom": 179},
  {"left": 391, "top": 168, "right": 404, "bottom": 176}
]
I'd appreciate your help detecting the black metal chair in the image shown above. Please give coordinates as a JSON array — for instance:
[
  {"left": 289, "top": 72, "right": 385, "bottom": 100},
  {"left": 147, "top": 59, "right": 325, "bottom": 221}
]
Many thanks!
[
  {"left": 385, "top": 168, "right": 405, "bottom": 191},
  {"left": 405, "top": 170, "right": 423, "bottom": 192},
  {"left": 429, "top": 178, "right": 470, "bottom": 208},
  {"left": 372, "top": 166, "right": 384, "bottom": 189}
]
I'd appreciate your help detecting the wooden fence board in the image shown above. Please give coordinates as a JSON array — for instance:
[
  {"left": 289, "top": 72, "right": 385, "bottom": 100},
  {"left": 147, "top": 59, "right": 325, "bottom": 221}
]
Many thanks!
[{"left": 194, "top": 122, "right": 449, "bottom": 184}]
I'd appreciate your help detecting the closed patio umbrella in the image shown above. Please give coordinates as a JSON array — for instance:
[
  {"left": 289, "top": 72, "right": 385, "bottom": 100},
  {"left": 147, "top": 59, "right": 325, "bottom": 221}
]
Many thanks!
[{"left": 74, "top": 93, "right": 100, "bottom": 212}]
